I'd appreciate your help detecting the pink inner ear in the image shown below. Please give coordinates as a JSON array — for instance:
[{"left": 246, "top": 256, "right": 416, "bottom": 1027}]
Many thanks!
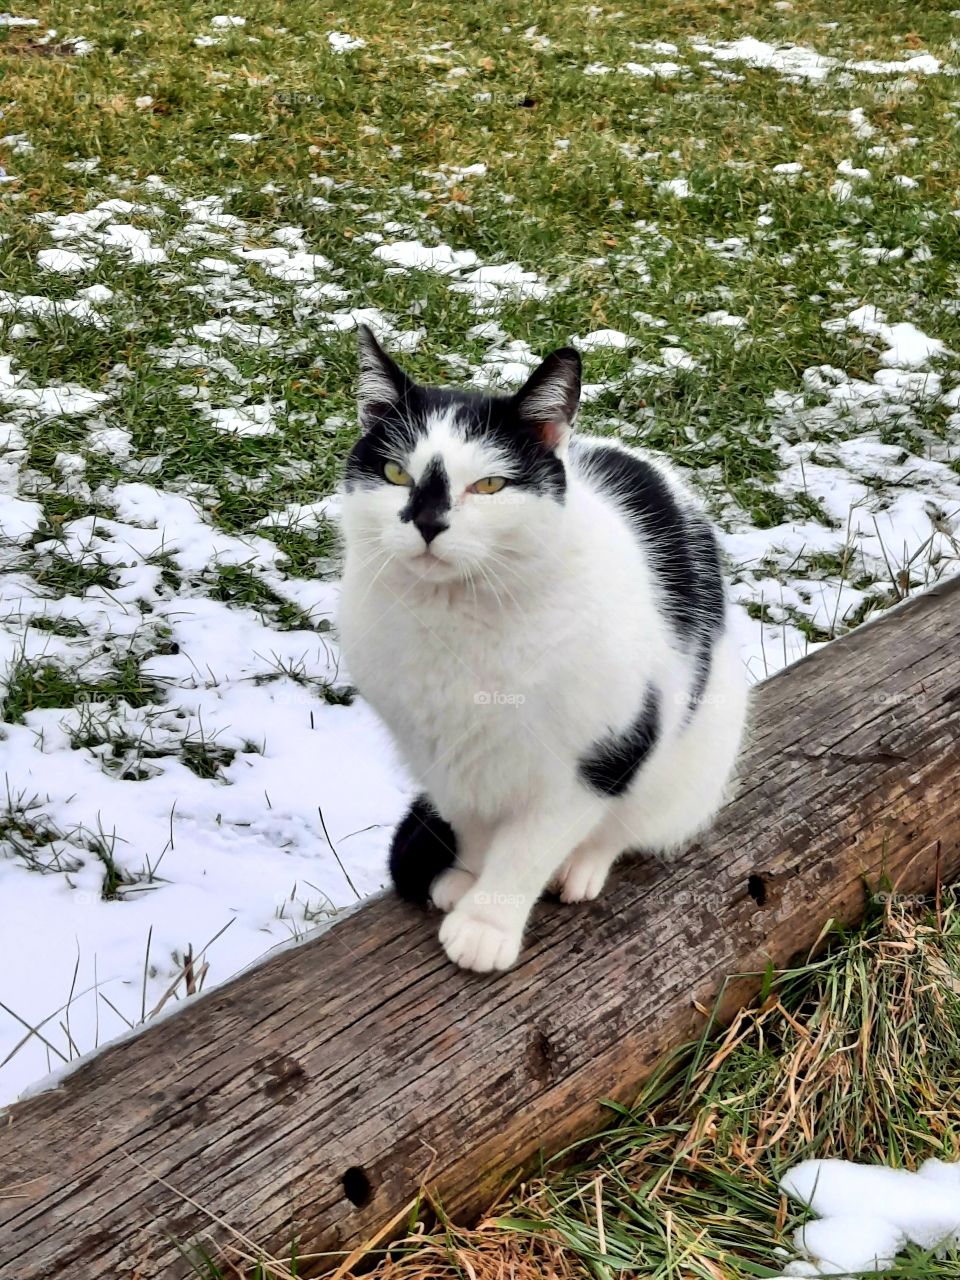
[{"left": 540, "top": 420, "right": 563, "bottom": 449}]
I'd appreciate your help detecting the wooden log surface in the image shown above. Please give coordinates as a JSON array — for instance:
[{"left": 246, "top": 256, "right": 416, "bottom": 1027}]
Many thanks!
[{"left": 2, "top": 575, "right": 960, "bottom": 1279}]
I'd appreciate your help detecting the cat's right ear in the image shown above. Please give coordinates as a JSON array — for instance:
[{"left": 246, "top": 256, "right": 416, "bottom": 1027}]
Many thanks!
[
  {"left": 357, "top": 325, "right": 412, "bottom": 426},
  {"left": 512, "top": 347, "right": 582, "bottom": 451}
]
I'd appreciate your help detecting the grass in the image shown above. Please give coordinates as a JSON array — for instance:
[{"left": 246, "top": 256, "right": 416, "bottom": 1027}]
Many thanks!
[
  {"left": 182, "top": 889, "right": 960, "bottom": 1279},
  {"left": 204, "top": 563, "right": 328, "bottom": 632},
  {"left": 0, "top": 651, "right": 164, "bottom": 722}
]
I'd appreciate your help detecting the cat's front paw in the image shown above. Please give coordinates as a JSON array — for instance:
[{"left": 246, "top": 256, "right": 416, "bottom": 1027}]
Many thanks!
[
  {"left": 430, "top": 867, "right": 475, "bottom": 912},
  {"left": 439, "top": 906, "right": 522, "bottom": 972}
]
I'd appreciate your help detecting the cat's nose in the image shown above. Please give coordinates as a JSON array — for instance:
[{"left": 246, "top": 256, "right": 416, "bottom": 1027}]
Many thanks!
[{"left": 414, "top": 516, "right": 447, "bottom": 546}]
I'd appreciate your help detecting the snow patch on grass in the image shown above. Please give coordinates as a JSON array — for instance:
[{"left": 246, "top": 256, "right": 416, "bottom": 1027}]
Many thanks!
[{"left": 779, "top": 1158, "right": 960, "bottom": 1276}]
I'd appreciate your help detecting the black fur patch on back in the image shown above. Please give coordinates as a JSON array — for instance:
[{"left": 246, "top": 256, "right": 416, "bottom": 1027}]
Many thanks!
[
  {"left": 572, "top": 441, "right": 726, "bottom": 718},
  {"left": 388, "top": 794, "right": 457, "bottom": 906},
  {"left": 345, "top": 385, "right": 566, "bottom": 500},
  {"left": 579, "top": 684, "right": 661, "bottom": 797}
]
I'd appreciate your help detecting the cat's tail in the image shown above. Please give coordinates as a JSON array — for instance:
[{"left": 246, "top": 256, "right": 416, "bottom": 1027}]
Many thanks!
[{"left": 389, "top": 794, "right": 457, "bottom": 906}]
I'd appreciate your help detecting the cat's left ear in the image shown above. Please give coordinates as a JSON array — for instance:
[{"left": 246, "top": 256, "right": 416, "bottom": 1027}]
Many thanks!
[
  {"left": 512, "top": 347, "right": 581, "bottom": 451},
  {"left": 356, "top": 325, "right": 414, "bottom": 426}
]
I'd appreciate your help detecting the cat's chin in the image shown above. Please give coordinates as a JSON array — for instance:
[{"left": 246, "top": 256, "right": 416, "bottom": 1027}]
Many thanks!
[{"left": 400, "top": 550, "right": 465, "bottom": 584}]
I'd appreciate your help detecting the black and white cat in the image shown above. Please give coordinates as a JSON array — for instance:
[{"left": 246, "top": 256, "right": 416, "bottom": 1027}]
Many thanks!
[{"left": 339, "top": 327, "right": 748, "bottom": 972}]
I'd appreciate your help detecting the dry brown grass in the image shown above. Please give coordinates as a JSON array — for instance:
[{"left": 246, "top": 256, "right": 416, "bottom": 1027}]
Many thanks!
[{"left": 310, "top": 891, "right": 960, "bottom": 1280}]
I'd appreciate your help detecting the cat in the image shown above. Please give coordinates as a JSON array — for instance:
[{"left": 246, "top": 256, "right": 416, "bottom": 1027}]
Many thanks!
[{"left": 338, "top": 326, "right": 748, "bottom": 972}]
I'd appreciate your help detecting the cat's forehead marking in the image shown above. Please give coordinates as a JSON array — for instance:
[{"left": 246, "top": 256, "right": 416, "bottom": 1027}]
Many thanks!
[{"left": 408, "top": 406, "right": 499, "bottom": 482}]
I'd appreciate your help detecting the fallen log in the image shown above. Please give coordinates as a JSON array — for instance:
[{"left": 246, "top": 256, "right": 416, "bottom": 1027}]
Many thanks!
[{"left": 2, "top": 576, "right": 960, "bottom": 1279}]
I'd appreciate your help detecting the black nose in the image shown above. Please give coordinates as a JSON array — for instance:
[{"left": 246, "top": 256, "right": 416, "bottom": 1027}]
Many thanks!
[{"left": 414, "top": 517, "right": 447, "bottom": 546}]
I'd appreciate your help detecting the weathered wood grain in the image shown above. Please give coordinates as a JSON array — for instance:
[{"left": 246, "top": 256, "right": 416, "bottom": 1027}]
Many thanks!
[{"left": 2, "top": 577, "right": 960, "bottom": 1279}]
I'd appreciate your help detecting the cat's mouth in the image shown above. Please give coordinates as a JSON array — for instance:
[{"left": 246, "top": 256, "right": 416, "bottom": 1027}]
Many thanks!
[
  {"left": 406, "top": 546, "right": 462, "bottom": 581},
  {"left": 412, "top": 548, "right": 447, "bottom": 568}
]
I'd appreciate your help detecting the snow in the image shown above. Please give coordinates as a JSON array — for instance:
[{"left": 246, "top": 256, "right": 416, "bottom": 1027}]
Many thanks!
[
  {"left": 658, "top": 177, "right": 691, "bottom": 198},
  {"left": 836, "top": 159, "right": 871, "bottom": 182},
  {"left": 0, "top": 493, "right": 43, "bottom": 541},
  {"left": 198, "top": 400, "right": 280, "bottom": 436},
  {"left": 373, "top": 240, "right": 549, "bottom": 311},
  {"left": 778, "top": 1158, "right": 960, "bottom": 1275},
  {"left": 0, "top": 291, "right": 107, "bottom": 328},
  {"left": 687, "top": 36, "right": 946, "bottom": 83},
  {"left": 328, "top": 31, "right": 365, "bottom": 53},
  {"left": 63, "top": 35, "right": 94, "bottom": 55},
  {"left": 700, "top": 310, "right": 746, "bottom": 328},
  {"left": 849, "top": 54, "right": 941, "bottom": 76},
  {"left": 623, "top": 61, "right": 684, "bottom": 78},
  {"left": 692, "top": 37, "right": 835, "bottom": 82},
  {"left": 825, "top": 305, "right": 948, "bottom": 368},
  {"left": 190, "top": 317, "right": 280, "bottom": 346},
  {"left": 661, "top": 346, "right": 698, "bottom": 370},
  {"left": 102, "top": 224, "right": 167, "bottom": 264},
  {"left": 37, "top": 248, "right": 95, "bottom": 274},
  {"left": 0, "top": 355, "right": 108, "bottom": 416},
  {"left": 0, "top": 483, "right": 408, "bottom": 1103},
  {"left": 572, "top": 329, "right": 636, "bottom": 352},
  {"left": 847, "top": 108, "right": 875, "bottom": 140},
  {"left": 255, "top": 498, "right": 339, "bottom": 531},
  {"left": 374, "top": 240, "right": 480, "bottom": 274},
  {"left": 2, "top": 133, "right": 33, "bottom": 155}
]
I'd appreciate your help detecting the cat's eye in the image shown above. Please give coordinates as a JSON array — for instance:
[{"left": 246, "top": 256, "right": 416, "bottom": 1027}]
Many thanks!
[
  {"left": 469, "top": 476, "right": 508, "bottom": 495},
  {"left": 383, "top": 461, "right": 413, "bottom": 486}
]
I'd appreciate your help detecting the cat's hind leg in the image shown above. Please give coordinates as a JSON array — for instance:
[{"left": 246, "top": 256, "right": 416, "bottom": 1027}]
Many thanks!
[
  {"left": 615, "top": 633, "right": 748, "bottom": 856},
  {"left": 430, "top": 813, "right": 494, "bottom": 911},
  {"left": 554, "top": 811, "right": 624, "bottom": 903},
  {"left": 389, "top": 795, "right": 457, "bottom": 905},
  {"left": 430, "top": 867, "right": 475, "bottom": 912}
]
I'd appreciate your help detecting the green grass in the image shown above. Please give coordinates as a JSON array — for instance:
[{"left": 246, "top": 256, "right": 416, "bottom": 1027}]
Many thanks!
[
  {"left": 204, "top": 564, "right": 328, "bottom": 632},
  {"left": 0, "top": 653, "right": 164, "bottom": 722},
  {"left": 3, "top": 0, "right": 958, "bottom": 670}
]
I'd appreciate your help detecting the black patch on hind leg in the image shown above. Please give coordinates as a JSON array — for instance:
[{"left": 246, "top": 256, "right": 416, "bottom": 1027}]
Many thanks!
[
  {"left": 579, "top": 685, "right": 661, "bottom": 797},
  {"left": 389, "top": 794, "right": 457, "bottom": 905}
]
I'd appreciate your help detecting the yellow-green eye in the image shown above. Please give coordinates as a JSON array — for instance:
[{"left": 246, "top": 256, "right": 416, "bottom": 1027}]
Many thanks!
[
  {"left": 470, "top": 476, "right": 507, "bottom": 495},
  {"left": 384, "top": 461, "right": 412, "bottom": 486}
]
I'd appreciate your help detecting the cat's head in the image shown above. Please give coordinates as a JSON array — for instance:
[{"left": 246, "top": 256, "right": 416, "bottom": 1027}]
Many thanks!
[{"left": 341, "top": 326, "right": 581, "bottom": 586}]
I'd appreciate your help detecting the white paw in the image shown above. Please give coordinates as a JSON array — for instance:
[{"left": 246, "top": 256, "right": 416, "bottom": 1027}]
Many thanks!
[
  {"left": 430, "top": 867, "right": 475, "bottom": 912},
  {"left": 557, "top": 851, "right": 614, "bottom": 903},
  {"left": 439, "top": 907, "right": 522, "bottom": 973}
]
